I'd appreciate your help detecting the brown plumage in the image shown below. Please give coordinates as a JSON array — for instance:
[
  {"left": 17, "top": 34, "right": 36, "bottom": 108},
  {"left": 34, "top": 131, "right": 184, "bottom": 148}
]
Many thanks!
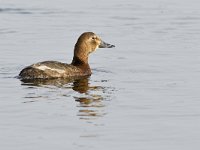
[{"left": 19, "top": 32, "right": 115, "bottom": 80}]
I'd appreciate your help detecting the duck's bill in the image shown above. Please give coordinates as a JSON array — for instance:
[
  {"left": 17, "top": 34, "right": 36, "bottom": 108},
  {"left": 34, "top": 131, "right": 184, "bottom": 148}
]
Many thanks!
[{"left": 99, "top": 40, "right": 115, "bottom": 48}]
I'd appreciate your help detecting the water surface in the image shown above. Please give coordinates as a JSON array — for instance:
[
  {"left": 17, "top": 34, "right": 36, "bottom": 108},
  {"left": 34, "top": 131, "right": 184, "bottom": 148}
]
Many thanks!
[{"left": 1, "top": 0, "right": 200, "bottom": 149}]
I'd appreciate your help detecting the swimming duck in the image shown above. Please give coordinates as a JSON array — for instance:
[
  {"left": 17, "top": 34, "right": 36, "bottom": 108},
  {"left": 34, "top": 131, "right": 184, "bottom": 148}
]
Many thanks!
[{"left": 19, "top": 32, "right": 115, "bottom": 79}]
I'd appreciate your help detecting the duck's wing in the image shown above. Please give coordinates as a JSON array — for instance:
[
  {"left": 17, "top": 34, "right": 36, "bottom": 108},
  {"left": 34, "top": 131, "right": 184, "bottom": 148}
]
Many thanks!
[
  {"left": 33, "top": 61, "right": 82, "bottom": 76},
  {"left": 32, "top": 61, "right": 76, "bottom": 72},
  {"left": 19, "top": 61, "right": 81, "bottom": 79}
]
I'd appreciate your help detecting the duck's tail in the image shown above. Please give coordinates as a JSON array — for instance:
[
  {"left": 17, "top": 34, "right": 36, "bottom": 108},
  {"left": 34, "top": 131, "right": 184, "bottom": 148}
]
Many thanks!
[{"left": 19, "top": 66, "right": 49, "bottom": 80}]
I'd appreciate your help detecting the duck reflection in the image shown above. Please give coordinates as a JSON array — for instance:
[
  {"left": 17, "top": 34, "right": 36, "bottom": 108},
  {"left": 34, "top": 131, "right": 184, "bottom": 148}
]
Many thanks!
[
  {"left": 71, "top": 77, "right": 105, "bottom": 120},
  {"left": 21, "top": 76, "right": 106, "bottom": 120}
]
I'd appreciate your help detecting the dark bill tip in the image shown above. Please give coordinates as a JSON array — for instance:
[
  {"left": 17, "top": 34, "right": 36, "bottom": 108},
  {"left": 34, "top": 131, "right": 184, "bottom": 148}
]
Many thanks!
[{"left": 99, "top": 40, "right": 115, "bottom": 48}]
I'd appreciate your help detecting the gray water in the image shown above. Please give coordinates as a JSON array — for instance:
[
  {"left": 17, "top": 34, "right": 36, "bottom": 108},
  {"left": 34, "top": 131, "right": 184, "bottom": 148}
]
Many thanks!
[{"left": 1, "top": 0, "right": 200, "bottom": 149}]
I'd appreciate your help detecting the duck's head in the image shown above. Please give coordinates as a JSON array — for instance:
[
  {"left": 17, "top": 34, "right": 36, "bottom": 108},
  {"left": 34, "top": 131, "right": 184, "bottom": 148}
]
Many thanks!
[{"left": 72, "top": 32, "right": 115, "bottom": 65}]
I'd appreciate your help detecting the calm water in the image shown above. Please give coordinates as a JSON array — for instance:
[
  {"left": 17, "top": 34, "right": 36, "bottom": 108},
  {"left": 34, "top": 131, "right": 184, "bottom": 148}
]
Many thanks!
[{"left": 1, "top": 0, "right": 200, "bottom": 149}]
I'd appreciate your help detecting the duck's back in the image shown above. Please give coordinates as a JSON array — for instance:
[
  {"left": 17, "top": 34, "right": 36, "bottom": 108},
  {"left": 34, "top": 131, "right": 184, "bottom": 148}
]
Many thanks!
[{"left": 19, "top": 61, "right": 89, "bottom": 79}]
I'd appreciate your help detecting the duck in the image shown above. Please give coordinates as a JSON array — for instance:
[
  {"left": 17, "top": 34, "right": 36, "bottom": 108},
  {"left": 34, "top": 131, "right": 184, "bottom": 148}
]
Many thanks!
[{"left": 19, "top": 32, "right": 115, "bottom": 80}]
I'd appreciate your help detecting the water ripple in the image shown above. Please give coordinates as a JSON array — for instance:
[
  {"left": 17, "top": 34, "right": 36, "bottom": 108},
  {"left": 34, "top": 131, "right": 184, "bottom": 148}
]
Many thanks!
[
  {"left": 0, "top": 7, "right": 61, "bottom": 15},
  {"left": 20, "top": 76, "right": 115, "bottom": 121}
]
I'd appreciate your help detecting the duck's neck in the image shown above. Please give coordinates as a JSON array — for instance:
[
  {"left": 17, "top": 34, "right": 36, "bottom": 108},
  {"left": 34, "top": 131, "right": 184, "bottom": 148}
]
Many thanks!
[
  {"left": 71, "top": 55, "right": 91, "bottom": 75},
  {"left": 71, "top": 55, "right": 89, "bottom": 66},
  {"left": 71, "top": 43, "right": 92, "bottom": 75},
  {"left": 71, "top": 47, "right": 90, "bottom": 68}
]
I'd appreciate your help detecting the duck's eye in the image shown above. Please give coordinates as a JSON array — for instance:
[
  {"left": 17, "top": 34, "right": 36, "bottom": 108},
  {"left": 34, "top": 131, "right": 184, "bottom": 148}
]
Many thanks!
[{"left": 92, "top": 37, "right": 95, "bottom": 40}]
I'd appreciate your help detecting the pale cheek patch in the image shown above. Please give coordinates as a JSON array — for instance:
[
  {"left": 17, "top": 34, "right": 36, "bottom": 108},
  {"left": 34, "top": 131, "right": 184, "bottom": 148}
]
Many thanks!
[
  {"left": 35, "top": 65, "right": 65, "bottom": 74},
  {"left": 93, "top": 45, "right": 99, "bottom": 52}
]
